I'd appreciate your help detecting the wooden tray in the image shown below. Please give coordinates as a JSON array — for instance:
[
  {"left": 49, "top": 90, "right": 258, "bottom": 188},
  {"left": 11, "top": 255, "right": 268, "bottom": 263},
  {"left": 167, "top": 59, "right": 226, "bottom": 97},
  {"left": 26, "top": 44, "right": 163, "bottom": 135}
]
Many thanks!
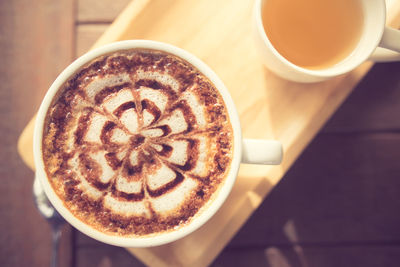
[{"left": 18, "top": 0, "right": 400, "bottom": 266}]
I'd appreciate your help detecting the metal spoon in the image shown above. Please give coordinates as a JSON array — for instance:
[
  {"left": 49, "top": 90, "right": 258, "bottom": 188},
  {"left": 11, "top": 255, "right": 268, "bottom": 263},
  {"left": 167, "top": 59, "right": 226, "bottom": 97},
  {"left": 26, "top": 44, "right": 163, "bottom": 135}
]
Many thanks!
[{"left": 33, "top": 175, "right": 66, "bottom": 267}]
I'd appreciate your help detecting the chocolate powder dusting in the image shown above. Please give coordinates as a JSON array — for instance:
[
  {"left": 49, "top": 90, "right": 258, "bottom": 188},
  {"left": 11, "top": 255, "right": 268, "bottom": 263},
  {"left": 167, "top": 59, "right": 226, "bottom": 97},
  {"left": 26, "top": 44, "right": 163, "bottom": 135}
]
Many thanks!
[{"left": 42, "top": 48, "right": 234, "bottom": 237}]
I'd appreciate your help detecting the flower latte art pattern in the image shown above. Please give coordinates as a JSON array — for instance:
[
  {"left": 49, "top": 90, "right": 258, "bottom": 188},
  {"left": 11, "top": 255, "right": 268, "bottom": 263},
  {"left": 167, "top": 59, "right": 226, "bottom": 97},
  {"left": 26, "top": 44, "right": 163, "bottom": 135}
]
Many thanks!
[{"left": 42, "top": 49, "right": 233, "bottom": 236}]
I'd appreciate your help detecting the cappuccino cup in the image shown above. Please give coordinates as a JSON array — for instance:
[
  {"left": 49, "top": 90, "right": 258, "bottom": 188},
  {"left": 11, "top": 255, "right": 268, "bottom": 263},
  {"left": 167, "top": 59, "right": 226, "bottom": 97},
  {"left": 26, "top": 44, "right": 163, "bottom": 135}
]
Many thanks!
[
  {"left": 254, "top": 0, "right": 400, "bottom": 82},
  {"left": 33, "top": 40, "right": 283, "bottom": 247}
]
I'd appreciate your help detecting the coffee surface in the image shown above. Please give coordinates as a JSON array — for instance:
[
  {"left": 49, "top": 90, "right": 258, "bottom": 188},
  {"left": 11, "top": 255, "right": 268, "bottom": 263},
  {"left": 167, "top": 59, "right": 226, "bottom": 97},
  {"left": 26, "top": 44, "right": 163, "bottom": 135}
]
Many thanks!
[
  {"left": 42, "top": 49, "right": 233, "bottom": 236},
  {"left": 263, "top": 0, "right": 363, "bottom": 69}
]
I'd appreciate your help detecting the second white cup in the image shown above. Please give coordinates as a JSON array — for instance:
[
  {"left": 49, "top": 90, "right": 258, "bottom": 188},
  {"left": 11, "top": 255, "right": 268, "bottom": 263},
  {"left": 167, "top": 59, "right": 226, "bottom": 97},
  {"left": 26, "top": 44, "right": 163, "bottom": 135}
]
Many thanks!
[{"left": 254, "top": 0, "right": 400, "bottom": 83}]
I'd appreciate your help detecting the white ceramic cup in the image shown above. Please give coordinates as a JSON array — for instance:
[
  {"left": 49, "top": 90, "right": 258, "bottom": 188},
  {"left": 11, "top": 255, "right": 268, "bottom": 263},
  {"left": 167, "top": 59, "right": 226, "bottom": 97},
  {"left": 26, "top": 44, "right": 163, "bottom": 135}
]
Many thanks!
[
  {"left": 254, "top": 0, "right": 400, "bottom": 83},
  {"left": 33, "top": 40, "right": 283, "bottom": 247}
]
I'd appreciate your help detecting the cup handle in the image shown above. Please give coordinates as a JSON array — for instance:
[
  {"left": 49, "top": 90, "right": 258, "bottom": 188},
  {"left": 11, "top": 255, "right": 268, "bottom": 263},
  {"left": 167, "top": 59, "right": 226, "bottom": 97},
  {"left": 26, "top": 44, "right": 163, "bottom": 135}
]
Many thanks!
[
  {"left": 241, "top": 139, "right": 283, "bottom": 165},
  {"left": 370, "top": 26, "right": 400, "bottom": 62}
]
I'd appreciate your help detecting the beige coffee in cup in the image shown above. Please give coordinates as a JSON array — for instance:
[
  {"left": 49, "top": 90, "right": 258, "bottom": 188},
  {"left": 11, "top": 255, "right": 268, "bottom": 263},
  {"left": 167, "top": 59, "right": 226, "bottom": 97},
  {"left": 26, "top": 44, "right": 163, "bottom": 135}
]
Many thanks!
[
  {"left": 262, "top": 0, "right": 364, "bottom": 70},
  {"left": 42, "top": 48, "right": 234, "bottom": 237}
]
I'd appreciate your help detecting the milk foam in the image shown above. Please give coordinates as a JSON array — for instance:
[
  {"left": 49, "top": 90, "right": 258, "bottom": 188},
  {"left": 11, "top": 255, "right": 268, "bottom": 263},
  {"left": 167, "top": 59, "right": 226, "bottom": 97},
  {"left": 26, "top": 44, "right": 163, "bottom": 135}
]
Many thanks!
[
  {"left": 77, "top": 176, "right": 103, "bottom": 199},
  {"left": 150, "top": 143, "right": 163, "bottom": 152},
  {"left": 142, "top": 110, "right": 156, "bottom": 128},
  {"left": 110, "top": 128, "right": 130, "bottom": 144},
  {"left": 151, "top": 177, "right": 198, "bottom": 213},
  {"left": 129, "top": 150, "right": 139, "bottom": 166},
  {"left": 163, "top": 140, "right": 188, "bottom": 166},
  {"left": 85, "top": 113, "right": 108, "bottom": 143},
  {"left": 116, "top": 177, "right": 142, "bottom": 194},
  {"left": 141, "top": 127, "right": 164, "bottom": 137},
  {"left": 102, "top": 88, "right": 134, "bottom": 113},
  {"left": 85, "top": 74, "right": 131, "bottom": 102},
  {"left": 120, "top": 109, "right": 139, "bottom": 133},
  {"left": 156, "top": 109, "right": 188, "bottom": 134},
  {"left": 90, "top": 151, "right": 116, "bottom": 183},
  {"left": 146, "top": 161, "right": 177, "bottom": 190},
  {"left": 182, "top": 90, "right": 207, "bottom": 128},
  {"left": 139, "top": 88, "right": 168, "bottom": 113},
  {"left": 136, "top": 70, "right": 179, "bottom": 93},
  {"left": 70, "top": 154, "right": 103, "bottom": 200},
  {"left": 104, "top": 194, "right": 150, "bottom": 217}
]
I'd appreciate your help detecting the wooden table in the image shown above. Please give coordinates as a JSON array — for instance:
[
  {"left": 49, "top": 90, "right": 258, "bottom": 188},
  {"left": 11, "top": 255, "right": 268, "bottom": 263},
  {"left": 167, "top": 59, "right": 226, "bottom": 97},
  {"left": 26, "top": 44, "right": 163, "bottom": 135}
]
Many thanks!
[{"left": 2, "top": 0, "right": 400, "bottom": 266}]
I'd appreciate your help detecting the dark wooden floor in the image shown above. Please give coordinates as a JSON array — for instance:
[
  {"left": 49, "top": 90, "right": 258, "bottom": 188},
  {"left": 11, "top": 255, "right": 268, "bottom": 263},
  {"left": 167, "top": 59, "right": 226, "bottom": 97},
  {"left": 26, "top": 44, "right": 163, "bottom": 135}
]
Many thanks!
[{"left": 1, "top": 1, "right": 400, "bottom": 266}]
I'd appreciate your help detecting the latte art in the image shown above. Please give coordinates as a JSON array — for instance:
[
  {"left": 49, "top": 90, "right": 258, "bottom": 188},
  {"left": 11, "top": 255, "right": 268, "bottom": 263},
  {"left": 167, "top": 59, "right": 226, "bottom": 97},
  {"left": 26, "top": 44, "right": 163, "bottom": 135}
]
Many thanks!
[{"left": 42, "top": 49, "right": 233, "bottom": 236}]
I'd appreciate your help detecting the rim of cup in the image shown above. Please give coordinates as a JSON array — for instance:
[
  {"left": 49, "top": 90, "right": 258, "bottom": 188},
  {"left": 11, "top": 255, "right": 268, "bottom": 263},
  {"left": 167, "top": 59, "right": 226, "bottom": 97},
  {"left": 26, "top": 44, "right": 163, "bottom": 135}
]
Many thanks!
[
  {"left": 33, "top": 40, "right": 242, "bottom": 247},
  {"left": 254, "top": 0, "right": 387, "bottom": 79}
]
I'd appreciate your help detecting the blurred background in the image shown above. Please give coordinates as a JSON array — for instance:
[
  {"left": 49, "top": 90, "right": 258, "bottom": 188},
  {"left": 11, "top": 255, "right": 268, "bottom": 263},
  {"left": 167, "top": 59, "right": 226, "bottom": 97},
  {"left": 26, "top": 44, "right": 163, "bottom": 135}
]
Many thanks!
[{"left": 1, "top": 0, "right": 400, "bottom": 266}]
